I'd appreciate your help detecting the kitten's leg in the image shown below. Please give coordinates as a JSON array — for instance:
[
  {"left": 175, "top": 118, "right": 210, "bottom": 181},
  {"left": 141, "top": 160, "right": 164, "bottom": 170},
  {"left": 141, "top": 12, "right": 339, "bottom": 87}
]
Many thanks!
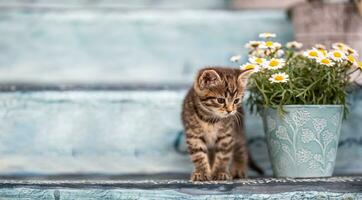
[
  {"left": 186, "top": 130, "right": 211, "bottom": 181},
  {"left": 231, "top": 140, "right": 248, "bottom": 179},
  {"left": 212, "top": 131, "right": 233, "bottom": 181}
]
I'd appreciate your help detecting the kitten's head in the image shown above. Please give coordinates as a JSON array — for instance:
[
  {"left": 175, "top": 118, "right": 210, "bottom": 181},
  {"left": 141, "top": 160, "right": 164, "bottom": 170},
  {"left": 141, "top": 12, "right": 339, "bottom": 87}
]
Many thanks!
[{"left": 193, "top": 67, "right": 253, "bottom": 118}]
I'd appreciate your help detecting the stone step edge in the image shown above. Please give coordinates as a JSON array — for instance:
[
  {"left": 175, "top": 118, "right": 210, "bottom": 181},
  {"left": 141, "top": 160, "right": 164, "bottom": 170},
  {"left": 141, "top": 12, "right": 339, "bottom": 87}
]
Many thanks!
[
  {"left": 0, "top": 83, "right": 361, "bottom": 92},
  {"left": 0, "top": 176, "right": 360, "bottom": 193},
  {"left": 0, "top": 83, "right": 190, "bottom": 91}
]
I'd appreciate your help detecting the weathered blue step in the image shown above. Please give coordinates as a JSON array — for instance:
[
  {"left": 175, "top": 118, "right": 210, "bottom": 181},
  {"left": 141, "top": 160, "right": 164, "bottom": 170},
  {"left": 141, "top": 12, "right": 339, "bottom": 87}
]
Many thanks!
[
  {"left": 0, "top": 7, "right": 293, "bottom": 84},
  {"left": 0, "top": 86, "right": 361, "bottom": 176},
  {"left": 0, "top": 176, "right": 360, "bottom": 199},
  {"left": 0, "top": 0, "right": 227, "bottom": 9}
]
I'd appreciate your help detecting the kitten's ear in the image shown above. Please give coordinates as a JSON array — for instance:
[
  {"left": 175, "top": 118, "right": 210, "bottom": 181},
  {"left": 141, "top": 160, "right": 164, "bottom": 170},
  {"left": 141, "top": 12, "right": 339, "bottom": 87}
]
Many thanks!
[
  {"left": 197, "top": 69, "right": 222, "bottom": 90},
  {"left": 237, "top": 69, "right": 254, "bottom": 88}
]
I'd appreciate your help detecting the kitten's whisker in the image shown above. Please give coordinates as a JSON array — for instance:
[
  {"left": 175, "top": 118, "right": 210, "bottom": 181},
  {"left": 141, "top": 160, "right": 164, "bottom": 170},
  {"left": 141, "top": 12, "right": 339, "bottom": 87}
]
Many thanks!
[
  {"left": 237, "top": 114, "right": 242, "bottom": 126},
  {"left": 232, "top": 114, "right": 239, "bottom": 126},
  {"left": 235, "top": 112, "right": 243, "bottom": 127}
]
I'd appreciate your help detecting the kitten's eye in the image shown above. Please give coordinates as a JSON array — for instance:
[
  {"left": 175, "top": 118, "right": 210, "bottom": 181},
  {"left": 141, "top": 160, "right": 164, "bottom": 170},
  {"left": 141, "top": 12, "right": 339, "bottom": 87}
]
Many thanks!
[
  {"left": 217, "top": 98, "right": 225, "bottom": 104},
  {"left": 234, "top": 98, "right": 240, "bottom": 104}
]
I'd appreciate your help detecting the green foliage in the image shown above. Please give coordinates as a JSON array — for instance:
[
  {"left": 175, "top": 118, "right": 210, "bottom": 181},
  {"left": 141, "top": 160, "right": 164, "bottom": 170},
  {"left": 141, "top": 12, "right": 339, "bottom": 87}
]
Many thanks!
[
  {"left": 233, "top": 34, "right": 362, "bottom": 116},
  {"left": 247, "top": 52, "right": 351, "bottom": 115}
]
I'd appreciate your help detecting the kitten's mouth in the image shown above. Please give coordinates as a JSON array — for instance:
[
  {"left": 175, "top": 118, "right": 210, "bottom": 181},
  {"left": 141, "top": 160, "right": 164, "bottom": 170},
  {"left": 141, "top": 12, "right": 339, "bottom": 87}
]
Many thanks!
[
  {"left": 227, "top": 112, "right": 237, "bottom": 117},
  {"left": 217, "top": 111, "right": 236, "bottom": 118}
]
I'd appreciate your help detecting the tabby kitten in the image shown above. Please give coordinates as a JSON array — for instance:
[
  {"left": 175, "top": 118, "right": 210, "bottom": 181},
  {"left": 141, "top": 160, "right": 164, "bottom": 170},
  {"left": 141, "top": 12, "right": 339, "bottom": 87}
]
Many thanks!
[{"left": 182, "top": 67, "right": 261, "bottom": 181}]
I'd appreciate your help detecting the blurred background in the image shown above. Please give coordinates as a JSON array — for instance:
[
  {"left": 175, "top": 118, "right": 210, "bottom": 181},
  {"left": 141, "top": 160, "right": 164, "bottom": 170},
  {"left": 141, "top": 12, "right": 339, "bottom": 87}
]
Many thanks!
[{"left": 0, "top": 0, "right": 361, "bottom": 178}]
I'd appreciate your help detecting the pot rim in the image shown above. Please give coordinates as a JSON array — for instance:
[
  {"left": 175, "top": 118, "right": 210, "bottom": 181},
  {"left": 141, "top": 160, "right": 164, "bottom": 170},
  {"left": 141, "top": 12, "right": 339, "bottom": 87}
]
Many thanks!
[{"left": 264, "top": 104, "right": 343, "bottom": 108}]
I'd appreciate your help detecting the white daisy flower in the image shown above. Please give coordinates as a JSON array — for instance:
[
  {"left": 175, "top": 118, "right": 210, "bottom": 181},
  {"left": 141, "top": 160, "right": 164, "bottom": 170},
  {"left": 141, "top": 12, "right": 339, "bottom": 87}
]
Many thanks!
[
  {"left": 317, "top": 57, "right": 335, "bottom": 67},
  {"left": 240, "top": 63, "right": 260, "bottom": 72},
  {"left": 269, "top": 72, "right": 289, "bottom": 83},
  {"left": 230, "top": 55, "right": 242, "bottom": 63},
  {"left": 347, "top": 55, "right": 357, "bottom": 66},
  {"left": 358, "top": 61, "right": 362, "bottom": 70},
  {"left": 244, "top": 41, "right": 262, "bottom": 49},
  {"left": 248, "top": 57, "right": 265, "bottom": 65},
  {"left": 303, "top": 49, "right": 322, "bottom": 59},
  {"left": 332, "top": 42, "right": 347, "bottom": 51},
  {"left": 276, "top": 49, "right": 285, "bottom": 58},
  {"left": 329, "top": 50, "right": 346, "bottom": 62},
  {"left": 345, "top": 47, "right": 359, "bottom": 57},
  {"left": 259, "top": 41, "right": 282, "bottom": 49},
  {"left": 259, "top": 32, "right": 276, "bottom": 39},
  {"left": 314, "top": 44, "right": 328, "bottom": 56},
  {"left": 332, "top": 42, "right": 358, "bottom": 55},
  {"left": 250, "top": 49, "right": 266, "bottom": 58},
  {"left": 314, "top": 44, "right": 326, "bottom": 50},
  {"left": 332, "top": 42, "right": 358, "bottom": 56},
  {"left": 286, "top": 41, "right": 303, "bottom": 49},
  {"left": 262, "top": 58, "right": 285, "bottom": 70},
  {"left": 318, "top": 49, "right": 328, "bottom": 57}
]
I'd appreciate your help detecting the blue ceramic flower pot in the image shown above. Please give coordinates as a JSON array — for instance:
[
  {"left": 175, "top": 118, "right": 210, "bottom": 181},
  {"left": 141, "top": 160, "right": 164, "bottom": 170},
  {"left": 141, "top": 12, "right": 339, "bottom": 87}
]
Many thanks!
[{"left": 262, "top": 105, "right": 343, "bottom": 178}]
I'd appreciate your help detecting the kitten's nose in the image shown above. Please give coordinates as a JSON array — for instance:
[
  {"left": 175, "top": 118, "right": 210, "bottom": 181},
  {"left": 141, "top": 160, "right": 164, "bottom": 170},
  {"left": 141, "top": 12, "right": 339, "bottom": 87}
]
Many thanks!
[{"left": 226, "top": 106, "right": 233, "bottom": 114}]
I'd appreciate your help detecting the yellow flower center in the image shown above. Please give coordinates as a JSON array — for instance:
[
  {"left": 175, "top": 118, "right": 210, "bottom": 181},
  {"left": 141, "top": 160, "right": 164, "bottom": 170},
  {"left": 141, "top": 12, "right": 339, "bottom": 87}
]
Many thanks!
[
  {"left": 265, "top": 41, "right": 273, "bottom": 47},
  {"left": 337, "top": 43, "right": 344, "bottom": 48},
  {"left": 358, "top": 62, "right": 362, "bottom": 69},
  {"left": 245, "top": 65, "right": 255, "bottom": 70},
  {"left": 315, "top": 44, "right": 326, "bottom": 50},
  {"left": 251, "top": 43, "right": 259, "bottom": 48},
  {"left": 321, "top": 58, "right": 331, "bottom": 65},
  {"left": 319, "top": 50, "right": 327, "bottom": 56},
  {"left": 269, "top": 60, "right": 279, "bottom": 67},
  {"left": 309, "top": 51, "right": 318, "bottom": 57},
  {"left": 333, "top": 51, "right": 342, "bottom": 58},
  {"left": 275, "top": 75, "right": 284, "bottom": 81},
  {"left": 347, "top": 55, "right": 355, "bottom": 63},
  {"left": 347, "top": 48, "right": 355, "bottom": 55},
  {"left": 255, "top": 58, "right": 263, "bottom": 64}
]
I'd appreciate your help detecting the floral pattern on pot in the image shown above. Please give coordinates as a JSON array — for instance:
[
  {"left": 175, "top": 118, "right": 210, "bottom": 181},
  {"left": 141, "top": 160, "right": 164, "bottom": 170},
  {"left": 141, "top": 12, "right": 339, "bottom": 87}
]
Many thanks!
[{"left": 263, "top": 105, "right": 343, "bottom": 178}]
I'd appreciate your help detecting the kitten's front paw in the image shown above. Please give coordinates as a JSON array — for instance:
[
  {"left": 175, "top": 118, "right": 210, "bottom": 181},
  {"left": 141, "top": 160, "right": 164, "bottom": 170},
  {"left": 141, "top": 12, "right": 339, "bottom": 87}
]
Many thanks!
[
  {"left": 213, "top": 171, "right": 232, "bottom": 181},
  {"left": 191, "top": 171, "right": 211, "bottom": 182},
  {"left": 231, "top": 167, "right": 247, "bottom": 179}
]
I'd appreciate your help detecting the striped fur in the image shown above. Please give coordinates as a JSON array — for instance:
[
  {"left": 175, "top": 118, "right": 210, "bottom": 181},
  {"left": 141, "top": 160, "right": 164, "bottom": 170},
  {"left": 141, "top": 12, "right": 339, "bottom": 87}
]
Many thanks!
[{"left": 182, "top": 67, "right": 254, "bottom": 181}]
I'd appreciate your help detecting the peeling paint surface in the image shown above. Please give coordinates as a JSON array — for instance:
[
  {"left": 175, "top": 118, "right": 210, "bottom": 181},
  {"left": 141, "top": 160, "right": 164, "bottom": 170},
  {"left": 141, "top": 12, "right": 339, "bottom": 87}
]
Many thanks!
[
  {"left": 0, "top": 8, "right": 293, "bottom": 84},
  {"left": 0, "top": 176, "right": 361, "bottom": 199},
  {"left": 0, "top": 89, "right": 360, "bottom": 176}
]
